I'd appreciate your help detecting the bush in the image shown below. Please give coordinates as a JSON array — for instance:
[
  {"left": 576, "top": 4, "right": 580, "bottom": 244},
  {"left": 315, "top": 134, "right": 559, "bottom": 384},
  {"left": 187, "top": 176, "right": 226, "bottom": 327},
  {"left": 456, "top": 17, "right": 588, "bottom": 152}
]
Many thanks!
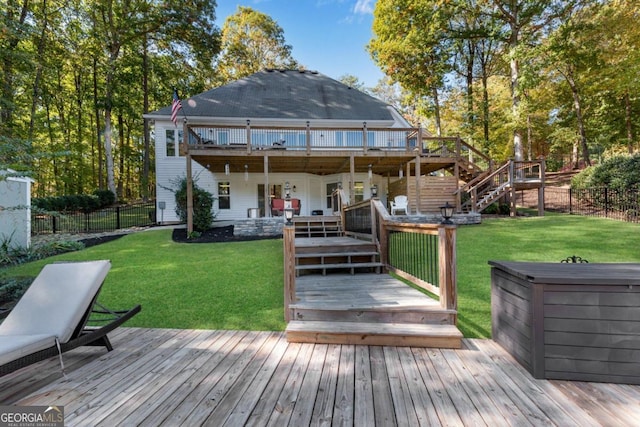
[
  {"left": 93, "top": 189, "right": 116, "bottom": 207},
  {"left": 172, "top": 177, "right": 216, "bottom": 232},
  {"left": 0, "top": 240, "right": 85, "bottom": 267},
  {"left": 0, "top": 276, "right": 34, "bottom": 304},
  {"left": 483, "top": 203, "right": 510, "bottom": 215},
  {"left": 32, "top": 193, "right": 103, "bottom": 213},
  {"left": 572, "top": 154, "right": 640, "bottom": 190}
]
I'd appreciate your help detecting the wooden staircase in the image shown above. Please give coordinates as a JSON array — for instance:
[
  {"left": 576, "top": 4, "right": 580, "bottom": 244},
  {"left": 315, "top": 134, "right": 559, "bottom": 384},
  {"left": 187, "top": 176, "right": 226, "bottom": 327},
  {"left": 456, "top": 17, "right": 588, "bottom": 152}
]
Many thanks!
[
  {"left": 295, "top": 237, "right": 383, "bottom": 276},
  {"left": 284, "top": 219, "right": 462, "bottom": 349}
]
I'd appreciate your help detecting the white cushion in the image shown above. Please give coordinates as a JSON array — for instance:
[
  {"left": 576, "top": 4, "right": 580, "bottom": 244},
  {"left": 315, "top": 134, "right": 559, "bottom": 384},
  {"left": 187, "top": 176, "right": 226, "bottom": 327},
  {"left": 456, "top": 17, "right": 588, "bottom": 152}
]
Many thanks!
[
  {"left": 0, "top": 335, "right": 56, "bottom": 366},
  {"left": 0, "top": 260, "right": 111, "bottom": 343}
]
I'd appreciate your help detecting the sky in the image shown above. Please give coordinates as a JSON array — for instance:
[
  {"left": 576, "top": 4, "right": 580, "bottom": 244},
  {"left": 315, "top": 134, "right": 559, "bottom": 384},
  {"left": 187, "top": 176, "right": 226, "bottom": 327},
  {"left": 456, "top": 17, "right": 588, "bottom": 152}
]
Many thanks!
[{"left": 214, "top": 0, "right": 385, "bottom": 88}]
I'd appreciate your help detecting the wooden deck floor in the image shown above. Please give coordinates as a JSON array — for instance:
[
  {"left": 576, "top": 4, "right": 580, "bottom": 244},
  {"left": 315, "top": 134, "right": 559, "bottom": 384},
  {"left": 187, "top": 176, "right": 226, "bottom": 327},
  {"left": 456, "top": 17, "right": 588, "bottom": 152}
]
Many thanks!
[
  {"left": 2, "top": 328, "right": 639, "bottom": 426},
  {"left": 293, "top": 274, "right": 441, "bottom": 310}
]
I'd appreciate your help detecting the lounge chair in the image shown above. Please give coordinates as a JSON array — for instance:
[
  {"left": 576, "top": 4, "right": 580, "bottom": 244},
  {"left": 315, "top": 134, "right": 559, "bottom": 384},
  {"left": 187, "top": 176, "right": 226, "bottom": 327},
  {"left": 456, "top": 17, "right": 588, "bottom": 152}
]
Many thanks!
[
  {"left": 0, "top": 260, "right": 141, "bottom": 376},
  {"left": 390, "top": 195, "right": 409, "bottom": 215}
]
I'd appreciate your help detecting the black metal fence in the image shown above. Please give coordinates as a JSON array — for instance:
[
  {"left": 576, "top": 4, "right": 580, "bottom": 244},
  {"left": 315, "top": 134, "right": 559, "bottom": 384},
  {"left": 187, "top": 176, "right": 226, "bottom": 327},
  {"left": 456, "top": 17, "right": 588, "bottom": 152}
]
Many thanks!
[
  {"left": 519, "top": 187, "right": 639, "bottom": 223},
  {"left": 31, "top": 201, "right": 156, "bottom": 234}
]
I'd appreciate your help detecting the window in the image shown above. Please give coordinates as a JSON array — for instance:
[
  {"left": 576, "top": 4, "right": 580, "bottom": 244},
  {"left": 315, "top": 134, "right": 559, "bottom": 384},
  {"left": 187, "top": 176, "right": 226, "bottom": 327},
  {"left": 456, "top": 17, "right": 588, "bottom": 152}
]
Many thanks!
[
  {"left": 218, "top": 182, "right": 230, "bottom": 209},
  {"left": 166, "top": 130, "right": 175, "bottom": 156},
  {"left": 166, "top": 129, "right": 184, "bottom": 157},
  {"left": 326, "top": 182, "right": 340, "bottom": 208},
  {"left": 354, "top": 181, "right": 364, "bottom": 203}
]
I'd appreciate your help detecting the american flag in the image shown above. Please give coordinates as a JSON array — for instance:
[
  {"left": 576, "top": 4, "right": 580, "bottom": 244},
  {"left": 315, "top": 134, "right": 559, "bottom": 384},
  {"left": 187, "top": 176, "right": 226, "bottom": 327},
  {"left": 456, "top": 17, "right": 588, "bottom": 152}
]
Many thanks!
[{"left": 171, "top": 89, "right": 182, "bottom": 127}]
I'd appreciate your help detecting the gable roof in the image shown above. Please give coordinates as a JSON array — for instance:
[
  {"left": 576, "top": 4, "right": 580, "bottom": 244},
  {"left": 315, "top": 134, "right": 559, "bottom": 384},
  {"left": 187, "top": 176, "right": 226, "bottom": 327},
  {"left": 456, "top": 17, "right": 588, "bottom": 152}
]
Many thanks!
[{"left": 146, "top": 69, "right": 407, "bottom": 126}]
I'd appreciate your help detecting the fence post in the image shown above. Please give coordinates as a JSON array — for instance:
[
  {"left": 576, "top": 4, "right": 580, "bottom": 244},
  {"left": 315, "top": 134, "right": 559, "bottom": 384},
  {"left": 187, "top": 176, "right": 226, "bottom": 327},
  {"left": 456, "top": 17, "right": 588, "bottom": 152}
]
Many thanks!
[
  {"left": 438, "top": 224, "right": 457, "bottom": 321},
  {"left": 52, "top": 215, "right": 57, "bottom": 234},
  {"left": 283, "top": 225, "right": 296, "bottom": 323},
  {"left": 604, "top": 187, "right": 609, "bottom": 218},
  {"left": 116, "top": 206, "right": 121, "bottom": 229},
  {"left": 569, "top": 188, "right": 573, "bottom": 214}
]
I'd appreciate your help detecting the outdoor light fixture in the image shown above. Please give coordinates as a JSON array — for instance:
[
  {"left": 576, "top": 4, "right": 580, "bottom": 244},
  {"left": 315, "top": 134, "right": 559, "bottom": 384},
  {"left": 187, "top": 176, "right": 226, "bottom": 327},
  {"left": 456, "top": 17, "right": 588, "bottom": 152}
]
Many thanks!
[
  {"left": 440, "top": 202, "right": 454, "bottom": 224},
  {"left": 399, "top": 167, "right": 403, "bottom": 178},
  {"left": 284, "top": 181, "right": 291, "bottom": 199},
  {"left": 225, "top": 162, "right": 230, "bottom": 176},
  {"left": 368, "top": 164, "right": 373, "bottom": 180},
  {"left": 244, "top": 164, "right": 249, "bottom": 181},
  {"left": 284, "top": 207, "right": 294, "bottom": 224},
  {"left": 371, "top": 185, "right": 378, "bottom": 197}
]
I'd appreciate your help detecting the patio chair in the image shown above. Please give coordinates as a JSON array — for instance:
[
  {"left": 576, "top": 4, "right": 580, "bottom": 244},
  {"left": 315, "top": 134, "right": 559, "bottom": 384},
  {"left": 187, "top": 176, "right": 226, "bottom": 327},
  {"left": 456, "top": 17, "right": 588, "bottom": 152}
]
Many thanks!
[
  {"left": 390, "top": 195, "right": 409, "bottom": 215},
  {"left": 0, "top": 260, "right": 141, "bottom": 377}
]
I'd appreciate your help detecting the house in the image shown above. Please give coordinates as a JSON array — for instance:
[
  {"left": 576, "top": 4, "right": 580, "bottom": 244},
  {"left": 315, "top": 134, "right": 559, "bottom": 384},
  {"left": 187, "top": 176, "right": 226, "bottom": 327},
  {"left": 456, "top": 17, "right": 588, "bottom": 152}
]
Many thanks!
[{"left": 144, "top": 69, "right": 506, "bottom": 229}]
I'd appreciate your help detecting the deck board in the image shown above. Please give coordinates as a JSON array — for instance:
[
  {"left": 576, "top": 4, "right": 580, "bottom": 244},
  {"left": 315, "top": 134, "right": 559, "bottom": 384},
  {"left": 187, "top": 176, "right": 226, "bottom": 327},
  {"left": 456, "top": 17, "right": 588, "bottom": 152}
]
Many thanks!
[{"left": 1, "top": 328, "right": 639, "bottom": 426}]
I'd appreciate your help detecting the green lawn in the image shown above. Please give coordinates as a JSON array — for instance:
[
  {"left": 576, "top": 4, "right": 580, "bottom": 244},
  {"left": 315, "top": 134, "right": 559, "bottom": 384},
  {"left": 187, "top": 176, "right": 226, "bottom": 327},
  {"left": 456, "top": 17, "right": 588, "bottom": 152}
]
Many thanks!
[{"left": 4, "top": 215, "right": 640, "bottom": 338}]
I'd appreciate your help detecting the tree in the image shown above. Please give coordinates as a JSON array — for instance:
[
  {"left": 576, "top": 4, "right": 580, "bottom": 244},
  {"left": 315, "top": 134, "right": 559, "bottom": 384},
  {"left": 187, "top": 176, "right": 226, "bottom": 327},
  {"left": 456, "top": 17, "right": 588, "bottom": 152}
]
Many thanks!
[
  {"left": 486, "top": 0, "right": 584, "bottom": 161},
  {"left": 89, "top": 0, "right": 219, "bottom": 200},
  {"left": 369, "top": 0, "right": 454, "bottom": 136},
  {"left": 215, "top": 6, "right": 298, "bottom": 82}
]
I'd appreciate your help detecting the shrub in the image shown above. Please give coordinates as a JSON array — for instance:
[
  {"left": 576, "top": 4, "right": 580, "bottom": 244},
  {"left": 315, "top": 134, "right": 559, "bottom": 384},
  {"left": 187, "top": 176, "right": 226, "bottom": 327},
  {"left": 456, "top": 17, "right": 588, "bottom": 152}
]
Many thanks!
[
  {"left": 32, "top": 193, "right": 102, "bottom": 213},
  {"left": 172, "top": 177, "right": 216, "bottom": 232},
  {"left": 0, "top": 276, "right": 34, "bottom": 304},
  {"left": 93, "top": 189, "right": 116, "bottom": 207},
  {"left": 572, "top": 154, "right": 640, "bottom": 190}
]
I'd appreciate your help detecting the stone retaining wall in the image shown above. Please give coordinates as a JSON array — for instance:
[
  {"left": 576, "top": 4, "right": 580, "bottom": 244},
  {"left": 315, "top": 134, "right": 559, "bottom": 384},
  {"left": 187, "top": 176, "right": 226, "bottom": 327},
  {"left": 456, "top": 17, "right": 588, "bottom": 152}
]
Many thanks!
[
  {"left": 230, "top": 213, "right": 481, "bottom": 238},
  {"left": 387, "top": 212, "right": 482, "bottom": 226},
  {"left": 232, "top": 218, "right": 285, "bottom": 237}
]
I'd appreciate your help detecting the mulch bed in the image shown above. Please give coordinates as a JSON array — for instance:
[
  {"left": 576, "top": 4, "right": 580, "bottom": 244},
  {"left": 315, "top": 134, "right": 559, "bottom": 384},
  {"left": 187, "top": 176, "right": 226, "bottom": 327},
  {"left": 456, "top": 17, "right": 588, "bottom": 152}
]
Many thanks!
[{"left": 171, "top": 225, "right": 280, "bottom": 244}]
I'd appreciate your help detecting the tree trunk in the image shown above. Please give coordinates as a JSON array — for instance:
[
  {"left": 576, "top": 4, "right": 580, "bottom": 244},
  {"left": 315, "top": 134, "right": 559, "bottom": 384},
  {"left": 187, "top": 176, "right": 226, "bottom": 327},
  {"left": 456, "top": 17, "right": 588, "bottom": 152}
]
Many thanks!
[
  {"left": 566, "top": 70, "right": 591, "bottom": 166},
  {"left": 432, "top": 85, "right": 442, "bottom": 137},
  {"left": 93, "top": 57, "right": 103, "bottom": 189},
  {"left": 29, "top": 0, "right": 48, "bottom": 140},
  {"left": 482, "top": 72, "right": 490, "bottom": 151},
  {"left": 142, "top": 36, "right": 151, "bottom": 201},
  {"left": 625, "top": 91, "right": 634, "bottom": 153},
  {"left": 103, "top": 51, "right": 118, "bottom": 200},
  {"left": 527, "top": 114, "right": 532, "bottom": 161},
  {"left": 118, "top": 113, "right": 124, "bottom": 199},
  {"left": 465, "top": 40, "right": 475, "bottom": 143},
  {"left": 510, "top": 46, "right": 524, "bottom": 161}
]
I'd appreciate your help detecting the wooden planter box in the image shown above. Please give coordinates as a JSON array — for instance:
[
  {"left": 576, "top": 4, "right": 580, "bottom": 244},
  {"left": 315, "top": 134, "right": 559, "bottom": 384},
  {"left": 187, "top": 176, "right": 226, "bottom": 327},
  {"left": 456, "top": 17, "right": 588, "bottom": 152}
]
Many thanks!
[{"left": 490, "top": 260, "right": 640, "bottom": 384}]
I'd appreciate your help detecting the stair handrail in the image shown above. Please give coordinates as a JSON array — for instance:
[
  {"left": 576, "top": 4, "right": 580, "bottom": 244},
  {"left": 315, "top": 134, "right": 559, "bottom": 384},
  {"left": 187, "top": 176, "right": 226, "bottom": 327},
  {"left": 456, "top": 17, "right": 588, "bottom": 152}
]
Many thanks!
[
  {"left": 370, "top": 198, "right": 457, "bottom": 314},
  {"left": 463, "top": 161, "right": 512, "bottom": 212}
]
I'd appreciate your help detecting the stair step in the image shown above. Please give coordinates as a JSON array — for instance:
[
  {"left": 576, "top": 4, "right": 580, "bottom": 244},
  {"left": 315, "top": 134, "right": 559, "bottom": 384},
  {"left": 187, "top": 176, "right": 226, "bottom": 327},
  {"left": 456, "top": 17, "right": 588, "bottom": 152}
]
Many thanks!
[
  {"left": 295, "top": 262, "right": 383, "bottom": 271},
  {"left": 286, "top": 321, "right": 462, "bottom": 348},
  {"left": 296, "top": 251, "right": 379, "bottom": 258},
  {"left": 290, "top": 306, "right": 457, "bottom": 324}
]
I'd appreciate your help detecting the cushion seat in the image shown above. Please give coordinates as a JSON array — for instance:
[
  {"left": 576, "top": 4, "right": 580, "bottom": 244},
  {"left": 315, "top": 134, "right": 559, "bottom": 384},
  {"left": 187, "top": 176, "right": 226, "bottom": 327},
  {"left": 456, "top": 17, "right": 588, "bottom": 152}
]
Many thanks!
[{"left": 0, "top": 335, "right": 56, "bottom": 366}]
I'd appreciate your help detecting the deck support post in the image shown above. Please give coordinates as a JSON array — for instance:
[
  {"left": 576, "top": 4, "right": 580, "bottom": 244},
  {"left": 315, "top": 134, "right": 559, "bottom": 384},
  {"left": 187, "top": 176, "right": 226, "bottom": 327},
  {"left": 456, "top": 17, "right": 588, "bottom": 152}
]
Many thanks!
[
  {"left": 283, "top": 225, "right": 296, "bottom": 322},
  {"left": 538, "top": 159, "right": 545, "bottom": 216},
  {"left": 438, "top": 224, "right": 457, "bottom": 320},
  {"left": 264, "top": 156, "right": 270, "bottom": 217},
  {"left": 415, "top": 154, "right": 421, "bottom": 215},
  {"left": 509, "top": 160, "right": 517, "bottom": 217},
  {"left": 186, "top": 155, "right": 194, "bottom": 236}
]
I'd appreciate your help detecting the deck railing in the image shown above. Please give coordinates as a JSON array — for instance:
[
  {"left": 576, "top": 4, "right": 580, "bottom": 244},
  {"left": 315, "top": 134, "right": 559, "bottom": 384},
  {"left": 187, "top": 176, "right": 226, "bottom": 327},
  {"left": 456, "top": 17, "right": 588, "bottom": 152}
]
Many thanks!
[
  {"left": 463, "top": 159, "right": 545, "bottom": 212},
  {"left": 348, "top": 198, "right": 457, "bottom": 313},
  {"left": 187, "top": 125, "right": 418, "bottom": 152},
  {"left": 283, "top": 198, "right": 457, "bottom": 321}
]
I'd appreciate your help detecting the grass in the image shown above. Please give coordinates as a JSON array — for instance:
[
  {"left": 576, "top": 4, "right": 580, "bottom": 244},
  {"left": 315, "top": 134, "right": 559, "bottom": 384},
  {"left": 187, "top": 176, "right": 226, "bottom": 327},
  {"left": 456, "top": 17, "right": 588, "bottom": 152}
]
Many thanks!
[
  {"left": 2, "top": 231, "right": 286, "bottom": 331},
  {"left": 3, "top": 214, "right": 639, "bottom": 338},
  {"left": 456, "top": 214, "right": 640, "bottom": 338}
]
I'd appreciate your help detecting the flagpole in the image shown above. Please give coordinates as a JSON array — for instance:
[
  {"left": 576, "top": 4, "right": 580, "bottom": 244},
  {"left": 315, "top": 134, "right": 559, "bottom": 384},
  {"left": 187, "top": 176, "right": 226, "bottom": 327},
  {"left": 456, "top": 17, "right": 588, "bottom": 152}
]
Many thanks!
[{"left": 173, "top": 88, "right": 194, "bottom": 235}]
